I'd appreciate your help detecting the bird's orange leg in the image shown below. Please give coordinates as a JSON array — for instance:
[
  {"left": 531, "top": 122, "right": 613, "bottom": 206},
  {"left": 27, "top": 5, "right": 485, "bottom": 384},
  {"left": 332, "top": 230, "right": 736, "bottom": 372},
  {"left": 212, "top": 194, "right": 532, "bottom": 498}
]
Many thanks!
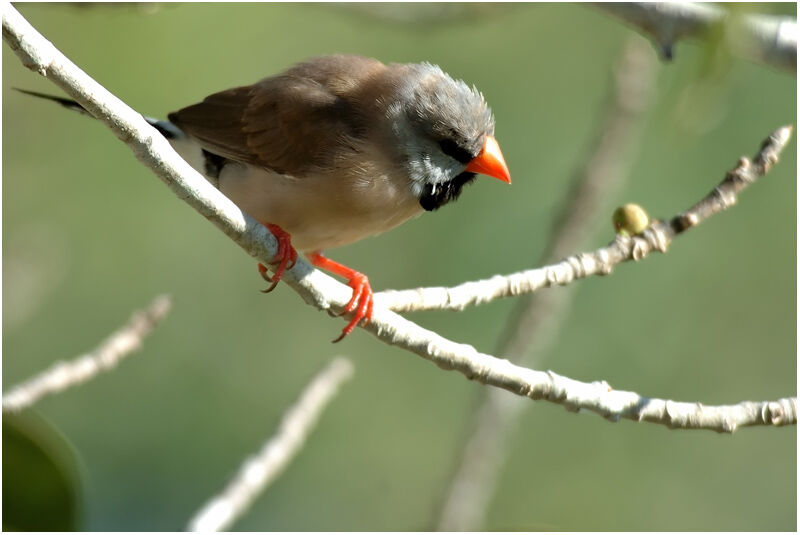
[
  {"left": 258, "top": 224, "right": 298, "bottom": 293},
  {"left": 308, "top": 251, "right": 374, "bottom": 343}
]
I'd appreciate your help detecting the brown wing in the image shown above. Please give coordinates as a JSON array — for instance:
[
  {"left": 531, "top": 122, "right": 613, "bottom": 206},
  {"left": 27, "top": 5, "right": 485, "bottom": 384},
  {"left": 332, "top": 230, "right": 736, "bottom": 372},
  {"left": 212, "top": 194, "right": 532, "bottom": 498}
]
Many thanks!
[{"left": 168, "top": 55, "right": 386, "bottom": 177}]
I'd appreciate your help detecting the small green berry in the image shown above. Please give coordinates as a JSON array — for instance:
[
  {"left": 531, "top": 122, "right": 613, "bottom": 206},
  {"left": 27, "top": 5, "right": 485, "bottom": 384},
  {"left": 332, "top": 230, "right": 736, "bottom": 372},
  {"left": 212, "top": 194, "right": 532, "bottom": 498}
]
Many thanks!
[{"left": 612, "top": 203, "right": 650, "bottom": 236}]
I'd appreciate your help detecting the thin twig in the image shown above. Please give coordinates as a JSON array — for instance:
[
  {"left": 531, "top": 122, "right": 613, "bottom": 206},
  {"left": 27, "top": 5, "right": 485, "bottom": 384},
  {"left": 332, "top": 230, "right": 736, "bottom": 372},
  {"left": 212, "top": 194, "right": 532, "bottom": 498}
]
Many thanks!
[
  {"left": 375, "top": 126, "right": 794, "bottom": 314},
  {"left": 3, "top": 4, "right": 794, "bottom": 432},
  {"left": 593, "top": 2, "right": 797, "bottom": 73},
  {"left": 2, "top": 295, "right": 172, "bottom": 412},
  {"left": 436, "top": 37, "right": 658, "bottom": 531},
  {"left": 187, "top": 357, "right": 354, "bottom": 532}
]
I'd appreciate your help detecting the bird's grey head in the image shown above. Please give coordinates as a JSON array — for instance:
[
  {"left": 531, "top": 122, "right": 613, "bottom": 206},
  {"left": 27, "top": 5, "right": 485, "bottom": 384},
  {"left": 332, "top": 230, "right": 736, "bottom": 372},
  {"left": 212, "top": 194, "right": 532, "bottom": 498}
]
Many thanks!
[{"left": 387, "top": 62, "right": 495, "bottom": 211}]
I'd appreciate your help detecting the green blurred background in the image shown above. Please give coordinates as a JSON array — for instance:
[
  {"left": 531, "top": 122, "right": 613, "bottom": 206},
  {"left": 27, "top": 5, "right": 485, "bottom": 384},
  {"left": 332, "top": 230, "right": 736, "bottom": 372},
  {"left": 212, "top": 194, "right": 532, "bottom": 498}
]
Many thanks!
[{"left": 3, "top": 2, "right": 796, "bottom": 531}]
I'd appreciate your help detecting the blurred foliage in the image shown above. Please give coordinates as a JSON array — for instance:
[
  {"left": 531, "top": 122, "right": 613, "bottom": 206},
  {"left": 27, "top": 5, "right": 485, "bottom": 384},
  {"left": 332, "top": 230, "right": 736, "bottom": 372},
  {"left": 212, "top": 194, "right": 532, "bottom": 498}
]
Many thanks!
[
  {"left": 2, "top": 412, "right": 82, "bottom": 531},
  {"left": 3, "top": 3, "right": 796, "bottom": 531}
]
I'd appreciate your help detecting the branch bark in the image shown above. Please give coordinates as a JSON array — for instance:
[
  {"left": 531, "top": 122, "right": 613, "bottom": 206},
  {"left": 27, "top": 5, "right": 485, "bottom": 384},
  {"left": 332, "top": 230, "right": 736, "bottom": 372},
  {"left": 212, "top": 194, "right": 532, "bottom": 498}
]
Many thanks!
[
  {"left": 3, "top": 3, "right": 795, "bottom": 433},
  {"left": 594, "top": 2, "right": 797, "bottom": 73}
]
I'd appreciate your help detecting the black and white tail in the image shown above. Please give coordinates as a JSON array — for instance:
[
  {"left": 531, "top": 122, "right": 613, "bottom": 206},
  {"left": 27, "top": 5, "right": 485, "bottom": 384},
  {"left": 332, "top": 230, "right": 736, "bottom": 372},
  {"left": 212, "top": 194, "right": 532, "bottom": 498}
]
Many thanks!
[
  {"left": 15, "top": 88, "right": 185, "bottom": 140},
  {"left": 16, "top": 88, "right": 224, "bottom": 182}
]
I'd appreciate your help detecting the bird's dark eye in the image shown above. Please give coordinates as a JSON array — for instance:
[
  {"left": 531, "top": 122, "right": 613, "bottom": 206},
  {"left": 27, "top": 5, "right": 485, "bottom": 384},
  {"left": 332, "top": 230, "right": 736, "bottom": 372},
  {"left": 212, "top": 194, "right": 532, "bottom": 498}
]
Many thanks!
[{"left": 437, "top": 138, "right": 473, "bottom": 164}]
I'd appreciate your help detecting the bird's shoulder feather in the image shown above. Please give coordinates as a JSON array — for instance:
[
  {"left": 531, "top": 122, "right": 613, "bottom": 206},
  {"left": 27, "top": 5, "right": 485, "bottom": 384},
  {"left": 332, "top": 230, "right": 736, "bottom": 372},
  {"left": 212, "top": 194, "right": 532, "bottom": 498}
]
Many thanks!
[{"left": 168, "top": 55, "right": 387, "bottom": 177}]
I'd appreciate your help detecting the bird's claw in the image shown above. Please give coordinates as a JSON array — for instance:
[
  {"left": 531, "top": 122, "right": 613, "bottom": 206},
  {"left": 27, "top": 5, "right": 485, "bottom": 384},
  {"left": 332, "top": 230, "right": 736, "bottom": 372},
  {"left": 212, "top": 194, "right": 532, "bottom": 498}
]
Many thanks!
[
  {"left": 332, "top": 273, "right": 374, "bottom": 343},
  {"left": 258, "top": 224, "right": 297, "bottom": 293},
  {"left": 258, "top": 263, "right": 280, "bottom": 293}
]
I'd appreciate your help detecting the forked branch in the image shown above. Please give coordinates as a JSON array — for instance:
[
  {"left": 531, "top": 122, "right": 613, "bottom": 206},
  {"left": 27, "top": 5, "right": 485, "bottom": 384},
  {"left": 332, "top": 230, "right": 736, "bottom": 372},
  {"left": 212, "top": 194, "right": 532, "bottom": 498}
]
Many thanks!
[{"left": 3, "top": 3, "right": 794, "bottom": 432}]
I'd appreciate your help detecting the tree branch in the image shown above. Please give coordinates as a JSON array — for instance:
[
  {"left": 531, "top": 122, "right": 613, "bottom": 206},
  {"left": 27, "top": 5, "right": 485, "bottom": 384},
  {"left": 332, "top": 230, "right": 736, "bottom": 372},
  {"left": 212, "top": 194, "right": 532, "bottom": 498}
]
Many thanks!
[
  {"left": 593, "top": 2, "right": 797, "bottom": 73},
  {"left": 4, "top": 3, "right": 794, "bottom": 433},
  {"left": 2, "top": 295, "right": 172, "bottom": 412},
  {"left": 375, "top": 125, "right": 794, "bottom": 313},
  {"left": 187, "top": 357, "right": 354, "bottom": 532}
]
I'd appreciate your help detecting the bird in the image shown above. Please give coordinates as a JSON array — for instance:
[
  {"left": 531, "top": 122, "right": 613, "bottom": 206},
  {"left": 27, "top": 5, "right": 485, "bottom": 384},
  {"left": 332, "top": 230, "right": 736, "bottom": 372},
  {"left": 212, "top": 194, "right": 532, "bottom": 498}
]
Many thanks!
[{"left": 18, "top": 54, "right": 511, "bottom": 342}]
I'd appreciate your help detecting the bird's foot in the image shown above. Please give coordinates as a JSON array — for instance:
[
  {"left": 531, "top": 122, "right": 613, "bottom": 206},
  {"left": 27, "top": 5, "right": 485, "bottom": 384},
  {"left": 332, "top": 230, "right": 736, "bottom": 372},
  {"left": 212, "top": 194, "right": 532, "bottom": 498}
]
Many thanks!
[
  {"left": 258, "top": 224, "right": 298, "bottom": 293},
  {"left": 334, "top": 271, "right": 374, "bottom": 343},
  {"left": 308, "top": 252, "right": 374, "bottom": 343}
]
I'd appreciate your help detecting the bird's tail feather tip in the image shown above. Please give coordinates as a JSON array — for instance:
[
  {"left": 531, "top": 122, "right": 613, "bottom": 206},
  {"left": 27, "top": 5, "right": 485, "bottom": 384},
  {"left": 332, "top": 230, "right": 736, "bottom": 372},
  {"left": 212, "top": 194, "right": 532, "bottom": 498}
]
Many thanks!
[{"left": 14, "top": 87, "right": 92, "bottom": 116}]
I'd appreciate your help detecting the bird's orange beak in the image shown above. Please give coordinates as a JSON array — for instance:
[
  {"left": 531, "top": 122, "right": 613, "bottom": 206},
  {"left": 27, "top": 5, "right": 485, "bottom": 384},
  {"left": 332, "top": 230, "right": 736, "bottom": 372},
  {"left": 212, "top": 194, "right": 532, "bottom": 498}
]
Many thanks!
[{"left": 465, "top": 135, "right": 511, "bottom": 184}]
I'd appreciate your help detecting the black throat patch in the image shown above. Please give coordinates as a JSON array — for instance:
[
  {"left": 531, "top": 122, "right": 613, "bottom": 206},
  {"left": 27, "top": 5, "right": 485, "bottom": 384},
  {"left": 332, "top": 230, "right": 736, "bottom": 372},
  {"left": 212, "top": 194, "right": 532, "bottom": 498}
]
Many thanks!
[{"left": 419, "top": 171, "right": 477, "bottom": 211}]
